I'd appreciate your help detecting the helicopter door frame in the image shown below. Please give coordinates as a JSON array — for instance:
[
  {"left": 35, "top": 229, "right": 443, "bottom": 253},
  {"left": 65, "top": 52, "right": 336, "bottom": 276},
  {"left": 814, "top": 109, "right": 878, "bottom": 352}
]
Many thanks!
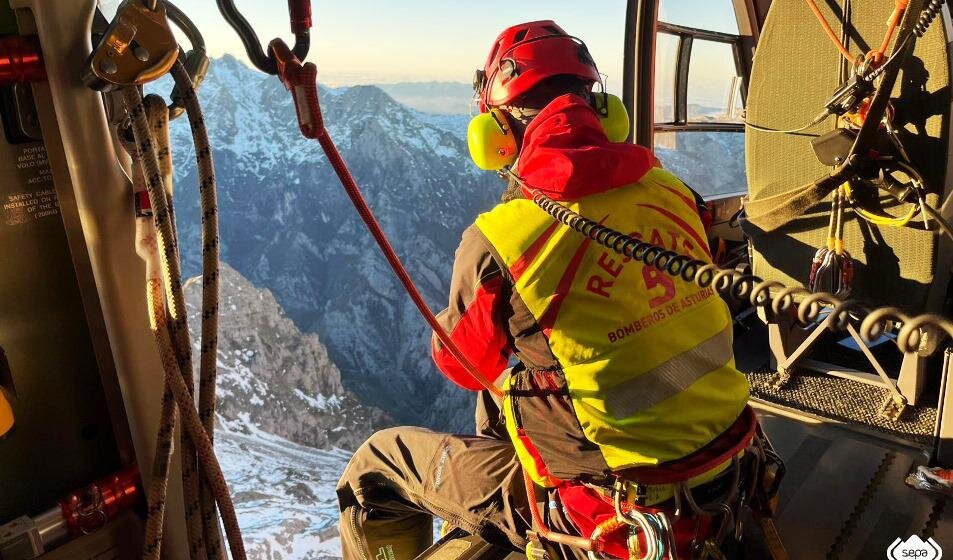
[{"left": 623, "top": 0, "right": 766, "bottom": 149}]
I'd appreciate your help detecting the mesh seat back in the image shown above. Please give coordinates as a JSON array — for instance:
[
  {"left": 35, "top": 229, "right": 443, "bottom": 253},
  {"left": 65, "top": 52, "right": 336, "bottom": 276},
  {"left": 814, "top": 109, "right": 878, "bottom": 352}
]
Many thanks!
[{"left": 744, "top": 0, "right": 953, "bottom": 313}]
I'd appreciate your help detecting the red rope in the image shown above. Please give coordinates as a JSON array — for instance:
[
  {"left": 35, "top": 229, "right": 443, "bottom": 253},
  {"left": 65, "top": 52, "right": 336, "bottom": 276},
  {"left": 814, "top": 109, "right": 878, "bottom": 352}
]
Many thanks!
[
  {"left": 270, "top": 39, "right": 503, "bottom": 398},
  {"left": 805, "top": 0, "right": 908, "bottom": 67}
]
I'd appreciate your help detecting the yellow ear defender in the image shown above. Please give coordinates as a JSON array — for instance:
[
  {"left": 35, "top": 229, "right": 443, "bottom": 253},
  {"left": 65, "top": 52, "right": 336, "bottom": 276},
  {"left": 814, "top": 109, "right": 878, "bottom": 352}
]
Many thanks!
[
  {"left": 467, "top": 93, "right": 630, "bottom": 171},
  {"left": 594, "top": 92, "right": 630, "bottom": 143},
  {"left": 467, "top": 108, "right": 519, "bottom": 171}
]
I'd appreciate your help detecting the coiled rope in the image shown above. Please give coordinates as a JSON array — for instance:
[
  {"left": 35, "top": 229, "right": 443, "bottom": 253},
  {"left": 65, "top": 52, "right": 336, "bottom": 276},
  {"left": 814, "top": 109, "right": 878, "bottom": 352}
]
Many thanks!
[
  {"left": 120, "top": 59, "right": 244, "bottom": 560},
  {"left": 527, "top": 188, "right": 953, "bottom": 356}
]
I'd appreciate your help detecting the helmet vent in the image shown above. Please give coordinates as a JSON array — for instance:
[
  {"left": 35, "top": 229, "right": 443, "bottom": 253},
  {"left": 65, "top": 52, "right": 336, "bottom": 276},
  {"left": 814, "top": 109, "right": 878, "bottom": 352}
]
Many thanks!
[
  {"left": 513, "top": 29, "right": 528, "bottom": 43},
  {"left": 544, "top": 25, "right": 563, "bottom": 35}
]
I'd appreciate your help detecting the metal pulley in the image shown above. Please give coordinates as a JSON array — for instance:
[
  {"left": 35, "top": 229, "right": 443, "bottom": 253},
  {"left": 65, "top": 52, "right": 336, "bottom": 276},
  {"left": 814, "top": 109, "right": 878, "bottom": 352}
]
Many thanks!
[{"left": 83, "top": 0, "right": 179, "bottom": 91}]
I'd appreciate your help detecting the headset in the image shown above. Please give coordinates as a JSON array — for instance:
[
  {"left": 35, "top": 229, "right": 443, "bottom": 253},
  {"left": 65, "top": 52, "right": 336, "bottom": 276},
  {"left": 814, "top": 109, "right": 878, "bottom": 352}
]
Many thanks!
[
  {"left": 466, "top": 93, "right": 629, "bottom": 171},
  {"left": 467, "top": 32, "right": 630, "bottom": 171}
]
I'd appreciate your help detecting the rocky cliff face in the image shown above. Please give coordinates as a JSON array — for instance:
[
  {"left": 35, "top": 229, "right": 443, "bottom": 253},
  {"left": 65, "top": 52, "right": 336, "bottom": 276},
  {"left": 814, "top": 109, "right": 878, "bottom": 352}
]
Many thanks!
[{"left": 184, "top": 262, "right": 389, "bottom": 450}]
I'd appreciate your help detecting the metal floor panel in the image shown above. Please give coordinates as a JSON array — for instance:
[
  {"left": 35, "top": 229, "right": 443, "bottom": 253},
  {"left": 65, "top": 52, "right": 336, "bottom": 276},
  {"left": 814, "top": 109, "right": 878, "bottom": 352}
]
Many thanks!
[
  {"left": 757, "top": 413, "right": 947, "bottom": 559},
  {"left": 834, "top": 452, "right": 942, "bottom": 559},
  {"left": 924, "top": 497, "right": 953, "bottom": 551}
]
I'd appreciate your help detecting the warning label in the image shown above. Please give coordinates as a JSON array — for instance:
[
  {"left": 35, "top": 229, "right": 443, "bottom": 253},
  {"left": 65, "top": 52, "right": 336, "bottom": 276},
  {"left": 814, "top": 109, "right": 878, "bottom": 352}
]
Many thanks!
[{"left": 2, "top": 145, "right": 57, "bottom": 226}]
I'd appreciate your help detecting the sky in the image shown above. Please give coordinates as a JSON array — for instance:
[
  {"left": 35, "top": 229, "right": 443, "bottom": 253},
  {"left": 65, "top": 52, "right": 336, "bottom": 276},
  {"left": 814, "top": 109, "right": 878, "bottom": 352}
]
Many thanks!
[{"left": 103, "top": 0, "right": 740, "bottom": 94}]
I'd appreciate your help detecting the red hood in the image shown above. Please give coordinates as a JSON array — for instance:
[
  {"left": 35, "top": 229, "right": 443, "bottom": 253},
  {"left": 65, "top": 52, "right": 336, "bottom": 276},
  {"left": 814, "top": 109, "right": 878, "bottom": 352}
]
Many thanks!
[{"left": 515, "top": 94, "right": 656, "bottom": 201}]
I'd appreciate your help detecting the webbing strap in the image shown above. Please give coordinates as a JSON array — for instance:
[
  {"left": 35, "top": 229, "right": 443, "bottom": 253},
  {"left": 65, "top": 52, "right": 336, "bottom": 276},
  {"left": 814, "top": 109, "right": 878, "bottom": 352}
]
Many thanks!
[{"left": 743, "top": 174, "right": 842, "bottom": 232}]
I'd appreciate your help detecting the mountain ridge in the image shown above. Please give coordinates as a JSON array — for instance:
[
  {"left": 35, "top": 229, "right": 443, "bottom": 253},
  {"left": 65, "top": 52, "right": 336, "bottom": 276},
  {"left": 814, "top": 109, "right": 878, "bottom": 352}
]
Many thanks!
[{"left": 169, "top": 55, "right": 498, "bottom": 432}]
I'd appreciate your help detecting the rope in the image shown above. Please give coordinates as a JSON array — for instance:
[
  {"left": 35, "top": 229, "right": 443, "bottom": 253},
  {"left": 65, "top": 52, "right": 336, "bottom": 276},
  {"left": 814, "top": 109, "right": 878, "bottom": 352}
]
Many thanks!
[
  {"left": 268, "top": 41, "right": 503, "bottom": 398},
  {"left": 121, "top": 84, "right": 245, "bottom": 560},
  {"left": 171, "top": 60, "right": 226, "bottom": 560},
  {"left": 805, "top": 0, "right": 855, "bottom": 61},
  {"left": 804, "top": 0, "right": 908, "bottom": 65},
  {"left": 128, "top": 125, "right": 179, "bottom": 560},
  {"left": 150, "top": 94, "right": 209, "bottom": 560},
  {"left": 126, "top": 95, "right": 207, "bottom": 560},
  {"left": 314, "top": 126, "right": 503, "bottom": 397}
]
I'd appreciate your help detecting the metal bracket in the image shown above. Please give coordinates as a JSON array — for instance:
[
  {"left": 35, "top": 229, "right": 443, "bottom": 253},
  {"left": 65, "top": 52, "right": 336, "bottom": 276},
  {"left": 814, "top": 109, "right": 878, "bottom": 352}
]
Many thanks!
[
  {"left": 0, "top": 516, "right": 44, "bottom": 559},
  {"left": 769, "top": 366, "right": 791, "bottom": 390},
  {"left": 880, "top": 393, "right": 908, "bottom": 421}
]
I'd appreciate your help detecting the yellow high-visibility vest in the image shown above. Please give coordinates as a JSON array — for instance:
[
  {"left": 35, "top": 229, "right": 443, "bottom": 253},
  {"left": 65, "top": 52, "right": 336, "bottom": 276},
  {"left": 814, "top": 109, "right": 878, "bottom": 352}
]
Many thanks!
[{"left": 476, "top": 167, "right": 750, "bottom": 486}]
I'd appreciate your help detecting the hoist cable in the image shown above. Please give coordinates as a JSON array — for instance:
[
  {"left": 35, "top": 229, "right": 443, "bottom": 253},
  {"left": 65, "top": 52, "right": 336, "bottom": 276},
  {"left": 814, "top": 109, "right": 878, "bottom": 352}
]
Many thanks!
[
  {"left": 744, "top": 111, "right": 829, "bottom": 134},
  {"left": 524, "top": 184, "right": 953, "bottom": 355}
]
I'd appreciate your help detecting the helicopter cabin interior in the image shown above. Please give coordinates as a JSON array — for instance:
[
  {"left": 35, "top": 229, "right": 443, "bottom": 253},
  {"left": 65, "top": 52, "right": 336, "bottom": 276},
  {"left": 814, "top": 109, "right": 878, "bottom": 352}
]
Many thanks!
[{"left": 1, "top": 0, "right": 953, "bottom": 559}]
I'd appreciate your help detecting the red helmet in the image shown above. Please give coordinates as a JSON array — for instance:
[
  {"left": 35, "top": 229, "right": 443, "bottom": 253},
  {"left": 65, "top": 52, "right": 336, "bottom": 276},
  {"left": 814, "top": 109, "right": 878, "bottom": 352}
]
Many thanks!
[{"left": 474, "top": 20, "right": 601, "bottom": 111}]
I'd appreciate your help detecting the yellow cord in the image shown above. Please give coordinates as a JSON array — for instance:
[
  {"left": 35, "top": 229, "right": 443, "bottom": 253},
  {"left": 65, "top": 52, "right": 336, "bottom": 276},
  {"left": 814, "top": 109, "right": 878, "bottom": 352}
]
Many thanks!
[{"left": 842, "top": 180, "right": 917, "bottom": 227}]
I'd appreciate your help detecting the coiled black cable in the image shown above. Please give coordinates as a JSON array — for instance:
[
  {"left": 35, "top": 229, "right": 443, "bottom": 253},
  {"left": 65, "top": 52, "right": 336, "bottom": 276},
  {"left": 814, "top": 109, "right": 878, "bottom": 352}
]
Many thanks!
[
  {"left": 915, "top": 0, "right": 946, "bottom": 38},
  {"left": 530, "top": 190, "right": 953, "bottom": 355}
]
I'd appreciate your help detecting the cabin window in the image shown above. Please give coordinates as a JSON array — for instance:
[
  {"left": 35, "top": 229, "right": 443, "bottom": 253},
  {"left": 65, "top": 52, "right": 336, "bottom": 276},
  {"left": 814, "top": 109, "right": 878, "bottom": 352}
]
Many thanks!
[
  {"left": 653, "top": 3, "right": 748, "bottom": 198},
  {"left": 687, "top": 40, "right": 743, "bottom": 123},
  {"left": 658, "top": 0, "right": 741, "bottom": 35}
]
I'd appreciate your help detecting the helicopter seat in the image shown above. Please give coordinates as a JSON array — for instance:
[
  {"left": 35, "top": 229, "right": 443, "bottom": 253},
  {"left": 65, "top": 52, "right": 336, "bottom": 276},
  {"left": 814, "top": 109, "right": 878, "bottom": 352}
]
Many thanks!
[{"left": 743, "top": 0, "right": 953, "bottom": 426}]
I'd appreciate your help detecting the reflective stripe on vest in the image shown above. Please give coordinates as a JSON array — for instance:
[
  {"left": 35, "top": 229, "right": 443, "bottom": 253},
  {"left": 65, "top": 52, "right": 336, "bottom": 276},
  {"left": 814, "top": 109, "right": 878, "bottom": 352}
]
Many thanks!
[
  {"left": 603, "top": 325, "right": 733, "bottom": 418},
  {"left": 476, "top": 167, "right": 750, "bottom": 482}
]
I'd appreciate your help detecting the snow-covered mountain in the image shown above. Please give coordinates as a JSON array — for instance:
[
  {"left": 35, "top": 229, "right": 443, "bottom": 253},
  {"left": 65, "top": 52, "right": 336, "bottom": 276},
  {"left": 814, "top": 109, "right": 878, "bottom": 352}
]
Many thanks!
[
  {"left": 654, "top": 131, "right": 748, "bottom": 196},
  {"left": 169, "top": 56, "right": 498, "bottom": 432},
  {"left": 178, "top": 263, "right": 385, "bottom": 557},
  {"left": 216, "top": 428, "right": 347, "bottom": 559}
]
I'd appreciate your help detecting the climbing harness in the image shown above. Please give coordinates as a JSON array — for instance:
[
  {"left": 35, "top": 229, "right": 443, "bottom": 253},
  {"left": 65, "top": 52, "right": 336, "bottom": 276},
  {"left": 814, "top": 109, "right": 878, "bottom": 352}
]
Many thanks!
[
  {"left": 520, "top": 407, "right": 789, "bottom": 560},
  {"left": 86, "top": 2, "right": 243, "bottom": 559}
]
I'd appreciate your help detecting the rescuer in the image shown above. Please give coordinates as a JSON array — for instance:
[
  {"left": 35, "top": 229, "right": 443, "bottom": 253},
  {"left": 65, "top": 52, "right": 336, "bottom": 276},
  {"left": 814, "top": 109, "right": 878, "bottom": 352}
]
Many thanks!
[{"left": 336, "top": 20, "right": 751, "bottom": 559}]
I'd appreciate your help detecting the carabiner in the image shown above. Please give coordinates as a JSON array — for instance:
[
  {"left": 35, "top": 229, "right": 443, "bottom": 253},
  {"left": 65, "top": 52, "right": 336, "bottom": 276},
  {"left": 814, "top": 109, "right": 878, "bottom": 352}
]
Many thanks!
[
  {"left": 269, "top": 39, "right": 322, "bottom": 139},
  {"left": 165, "top": 1, "right": 209, "bottom": 120},
  {"left": 216, "top": 0, "right": 311, "bottom": 75}
]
